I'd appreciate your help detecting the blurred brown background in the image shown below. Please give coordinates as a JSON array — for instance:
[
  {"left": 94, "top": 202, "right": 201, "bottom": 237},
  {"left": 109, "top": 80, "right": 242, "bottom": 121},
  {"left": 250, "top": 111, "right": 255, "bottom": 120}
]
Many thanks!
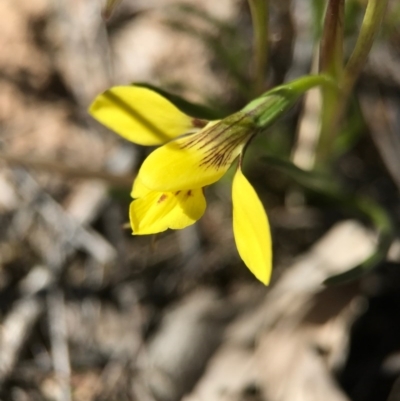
[{"left": 1, "top": 1, "right": 400, "bottom": 400}]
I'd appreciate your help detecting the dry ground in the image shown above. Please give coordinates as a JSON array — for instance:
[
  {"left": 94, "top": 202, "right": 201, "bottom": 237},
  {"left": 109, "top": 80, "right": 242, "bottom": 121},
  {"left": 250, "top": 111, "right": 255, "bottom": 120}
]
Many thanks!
[{"left": 1, "top": 1, "right": 400, "bottom": 401}]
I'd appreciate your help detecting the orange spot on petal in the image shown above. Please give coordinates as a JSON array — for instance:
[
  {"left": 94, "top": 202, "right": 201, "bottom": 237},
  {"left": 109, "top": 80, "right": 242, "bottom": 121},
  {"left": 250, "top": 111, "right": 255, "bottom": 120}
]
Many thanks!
[
  {"left": 158, "top": 194, "right": 168, "bottom": 203},
  {"left": 192, "top": 118, "right": 208, "bottom": 128}
]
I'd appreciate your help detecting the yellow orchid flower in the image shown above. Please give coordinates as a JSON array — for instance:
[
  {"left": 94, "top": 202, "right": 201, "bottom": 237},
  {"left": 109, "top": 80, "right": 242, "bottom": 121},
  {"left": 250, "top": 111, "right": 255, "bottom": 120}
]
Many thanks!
[{"left": 89, "top": 76, "right": 330, "bottom": 284}]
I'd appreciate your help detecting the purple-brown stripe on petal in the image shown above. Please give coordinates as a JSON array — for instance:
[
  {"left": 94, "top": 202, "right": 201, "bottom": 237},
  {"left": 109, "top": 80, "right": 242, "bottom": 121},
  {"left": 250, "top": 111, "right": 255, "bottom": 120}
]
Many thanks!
[{"left": 182, "top": 112, "right": 254, "bottom": 170}]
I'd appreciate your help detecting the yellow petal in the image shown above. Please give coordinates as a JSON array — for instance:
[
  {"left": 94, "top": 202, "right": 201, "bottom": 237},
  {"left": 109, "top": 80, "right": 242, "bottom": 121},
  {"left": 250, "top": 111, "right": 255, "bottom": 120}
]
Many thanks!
[
  {"left": 129, "top": 188, "right": 206, "bottom": 235},
  {"left": 138, "top": 114, "right": 254, "bottom": 192},
  {"left": 131, "top": 175, "right": 151, "bottom": 199},
  {"left": 232, "top": 168, "right": 272, "bottom": 285},
  {"left": 89, "top": 86, "right": 197, "bottom": 146}
]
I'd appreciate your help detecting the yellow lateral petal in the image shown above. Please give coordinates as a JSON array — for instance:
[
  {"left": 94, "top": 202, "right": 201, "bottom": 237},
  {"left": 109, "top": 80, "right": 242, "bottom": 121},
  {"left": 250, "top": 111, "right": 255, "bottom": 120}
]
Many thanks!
[
  {"left": 129, "top": 188, "right": 206, "bottom": 235},
  {"left": 232, "top": 168, "right": 272, "bottom": 285},
  {"left": 89, "top": 86, "right": 196, "bottom": 146},
  {"left": 131, "top": 175, "right": 151, "bottom": 199},
  {"left": 138, "top": 115, "right": 254, "bottom": 192}
]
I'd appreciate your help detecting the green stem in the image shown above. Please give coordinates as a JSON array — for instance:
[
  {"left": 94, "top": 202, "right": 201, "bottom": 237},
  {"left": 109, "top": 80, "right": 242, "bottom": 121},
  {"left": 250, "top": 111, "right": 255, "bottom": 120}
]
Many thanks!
[
  {"left": 341, "top": 0, "right": 389, "bottom": 95},
  {"left": 316, "top": 0, "right": 344, "bottom": 167},
  {"left": 242, "top": 74, "right": 337, "bottom": 129},
  {"left": 248, "top": 0, "right": 269, "bottom": 96},
  {"left": 311, "top": 0, "right": 325, "bottom": 40},
  {"left": 316, "top": 0, "right": 389, "bottom": 167},
  {"left": 319, "top": 0, "right": 344, "bottom": 77},
  {"left": 265, "top": 74, "right": 337, "bottom": 97}
]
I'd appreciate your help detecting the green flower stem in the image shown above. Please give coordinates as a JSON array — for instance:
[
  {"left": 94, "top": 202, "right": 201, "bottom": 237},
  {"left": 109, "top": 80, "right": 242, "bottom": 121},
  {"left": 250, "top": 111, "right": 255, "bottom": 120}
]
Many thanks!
[
  {"left": 316, "top": 0, "right": 389, "bottom": 166},
  {"left": 248, "top": 0, "right": 269, "bottom": 95},
  {"left": 316, "top": 0, "right": 344, "bottom": 167},
  {"left": 333, "top": 0, "right": 389, "bottom": 137},
  {"left": 268, "top": 74, "right": 337, "bottom": 97},
  {"left": 319, "top": 0, "right": 344, "bottom": 78},
  {"left": 243, "top": 74, "right": 336, "bottom": 129},
  {"left": 341, "top": 0, "right": 389, "bottom": 95},
  {"left": 311, "top": 0, "right": 325, "bottom": 40}
]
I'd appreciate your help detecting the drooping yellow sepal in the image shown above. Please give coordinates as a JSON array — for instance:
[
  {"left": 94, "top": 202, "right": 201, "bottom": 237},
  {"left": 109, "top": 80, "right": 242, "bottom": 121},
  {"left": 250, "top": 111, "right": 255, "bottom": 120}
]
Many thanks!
[
  {"left": 129, "top": 188, "right": 206, "bottom": 235},
  {"left": 89, "top": 86, "right": 197, "bottom": 146},
  {"left": 232, "top": 167, "right": 272, "bottom": 285}
]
